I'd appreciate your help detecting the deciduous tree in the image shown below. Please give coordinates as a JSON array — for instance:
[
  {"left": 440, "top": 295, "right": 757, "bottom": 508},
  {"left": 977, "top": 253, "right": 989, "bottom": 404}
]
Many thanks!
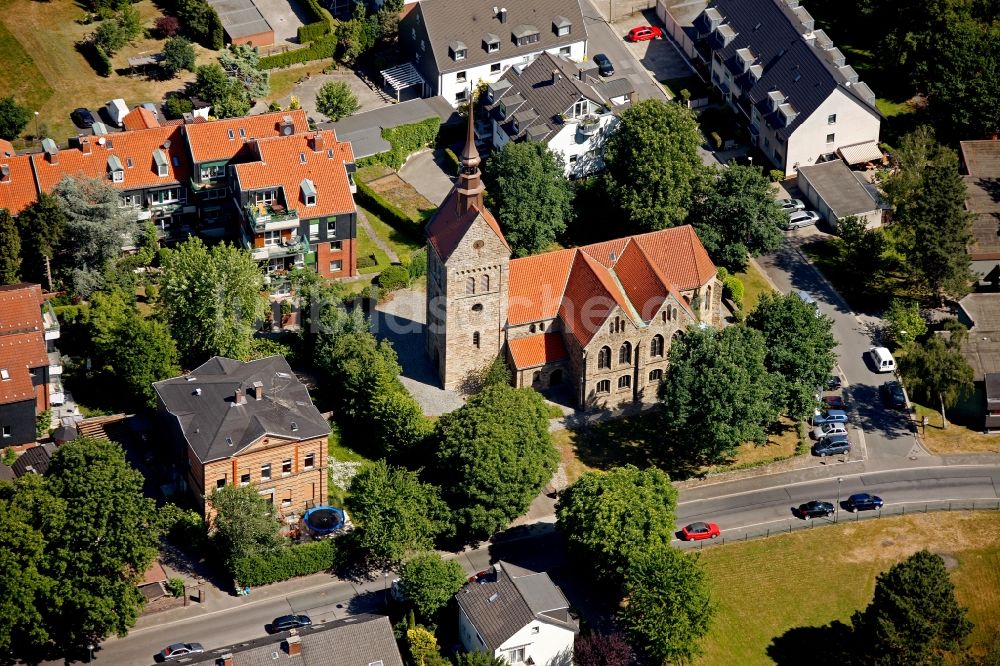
[
  {"left": 482, "top": 142, "right": 574, "bottom": 257},
  {"left": 162, "top": 36, "right": 197, "bottom": 76},
  {"left": 602, "top": 99, "right": 707, "bottom": 232},
  {"left": 432, "top": 385, "right": 558, "bottom": 540},
  {"left": 690, "top": 164, "right": 785, "bottom": 269},
  {"left": 851, "top": 550, "right": 972, "bottom": 664},
  {"left": 835, "top": 215, "right": 887, "bottom": 291},
  {"left": 883, "top": 298, "right": 926, "bottom": 349},
  {"left": 191, "top": 63, "right": 251, "bottom": 118},
  {"left": 15, "top": 193, "right": 66, "bottom": 287},
  {"left": 898, "top": 329, "right": 974, "bottom": 428},
  {"left": 345, "top": 461, "right": 449, "bottom": 566},
  {"left": 574, "top": 631, "right": 634, "bottom": 666},
  {"left": 398, "top": 552, "right": 468, "bottom": 622},
  {"left": 209, "top": 484, "right": 284, "bottom": 575},
  {"left": 557, "top": 465, "right": 678, "bottom": 585},
  {"left": 315, "top": 81, "right": 360, "bottom": 121},
  {"left": 0, "top": 96, "right": 32, "bottom": 140},
  {"left": 0, "top": 209, "right": 21, "bottom": 284}
]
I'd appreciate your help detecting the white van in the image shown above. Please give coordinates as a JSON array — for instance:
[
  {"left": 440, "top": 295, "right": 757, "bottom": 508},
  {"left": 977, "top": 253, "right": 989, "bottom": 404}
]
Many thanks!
[
  {"left": 105, "top": 98, "right": 129, "bottom": 127},
  {"left": 869, "top": 346, "right": 896, "bottom": 373}
]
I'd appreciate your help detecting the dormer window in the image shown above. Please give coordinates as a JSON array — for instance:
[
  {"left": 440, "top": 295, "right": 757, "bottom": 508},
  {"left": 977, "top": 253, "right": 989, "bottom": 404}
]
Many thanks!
[
  {"left": 553, "top": 16, "right": 571, "bottom": 37},
  {"left": 512, "top": 119, "right": 520, "bottom": 134},
  {"left": 153, "top": 149, "right": 169, "bottom": 177},
  {"left": 512, "top": 25, "right": 539, "bottom": 46},
  {"left": 107, "top": 155, "right": 124, "bottom": 183},
  {"left": 484, "top": 33, "right": 500, "bottom": 53},
  {"left": 450, "top": 41, "right": 467, "bottom": 61},
  {"left": 301, "top": 178, "right": 316, "bottom": 207}
]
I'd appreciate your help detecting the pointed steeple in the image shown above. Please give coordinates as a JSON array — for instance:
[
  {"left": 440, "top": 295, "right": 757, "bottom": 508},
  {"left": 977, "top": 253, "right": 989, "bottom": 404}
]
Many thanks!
[{"left": 456, "top": 93, "right": 485, "bottom": 214}]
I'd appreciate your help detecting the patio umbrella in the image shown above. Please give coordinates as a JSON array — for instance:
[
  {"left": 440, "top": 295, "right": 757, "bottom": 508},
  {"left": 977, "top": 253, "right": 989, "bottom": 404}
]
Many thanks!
[{"left": 51, "top": 425, "right": 79, "bottom": 443}]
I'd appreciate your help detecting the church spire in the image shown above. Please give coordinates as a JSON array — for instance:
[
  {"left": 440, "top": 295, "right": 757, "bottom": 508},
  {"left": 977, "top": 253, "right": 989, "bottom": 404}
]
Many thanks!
[{"left": 456, "top": 93, "right": 484, "bottom": 214}]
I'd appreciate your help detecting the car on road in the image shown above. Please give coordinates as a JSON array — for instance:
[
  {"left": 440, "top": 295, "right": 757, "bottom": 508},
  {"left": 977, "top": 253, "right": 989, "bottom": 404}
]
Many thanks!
[
  {"left": 845, "top": 493, "right": 883, "bottom": 512},
  {"left": 777, "top": 198, "right": 805, "bottom": 213},
  {"left": 626, "top": 25, "right": 663, "bottom": 42},
  {"left": 592, "top": 53, "right": 614, "bottom": 77},
  {"left": 812, "top": 422, "right": 848, "bottom": 440},
  {"left": 786, "top": 210, "right": 821, "bottom": 229},
  {"left": 797, "top": 500, "right": 835, "bottom": 519},
  {"left": 812, "top": 434, "right": 850, "bottom": 456},
  {"left": 681, "top": 522, "right": 721, "bottom": 541},
  {"left": 812, "top": 409, "right": 848, "bottom": 426},
  {"left": 822, "top": 395, "right": 846, "bottom": 410},
  {"left": 70, "top": 108, "right": 96, "bottom": 128},
  {"left": 269, "top": 614, "right": 312, "bottom": 633},
  {"left": 881, "top": 380, "right": 907, "bottom": 409},
  {"left": 158, "top": 643, "right": 204, "bottom": 661}
]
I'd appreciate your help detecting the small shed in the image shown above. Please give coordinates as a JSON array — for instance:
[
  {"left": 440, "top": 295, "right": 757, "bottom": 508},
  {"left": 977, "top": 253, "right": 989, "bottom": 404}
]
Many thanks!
[
  {"left": 986, "top": 373, "right": 1000, "bottom": 432},
  {"left": 796, "top": 159, "right": 885, "bottom": 230}
]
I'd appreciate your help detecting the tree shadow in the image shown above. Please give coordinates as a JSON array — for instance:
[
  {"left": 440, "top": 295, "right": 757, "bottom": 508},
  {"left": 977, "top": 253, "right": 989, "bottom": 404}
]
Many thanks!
[{"left": 766, "top": 620, "right": 855, "bottom": 666}]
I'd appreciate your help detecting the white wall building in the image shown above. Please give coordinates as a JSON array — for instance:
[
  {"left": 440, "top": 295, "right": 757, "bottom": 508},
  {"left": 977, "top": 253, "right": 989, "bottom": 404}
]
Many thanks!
[
  {"left": 400, "top": 0, "right": 588, "bottom": 107},
  {"left": 456, "top": 562, "right": 577, "bottom": 666}
]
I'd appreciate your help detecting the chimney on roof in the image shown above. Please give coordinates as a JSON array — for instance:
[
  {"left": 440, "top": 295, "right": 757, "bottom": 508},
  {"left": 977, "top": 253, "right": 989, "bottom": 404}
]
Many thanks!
[
  {"left": 80, "top": 137, "right": 92, "bottom": 155},
  {"left": 286, "top": 631, "right": 302, "bottom": 656},
  {"left": 552, "top": 69, "right": 561, "bottom": 84},
  {"left": 280, "top": 115, "right": 295, "bottom": 136},
  {"left": 310, "top": 131, "right": 324, "bottom": 153},
  {"left": 252, "top": 380, "right": 264, "bottom": 400},
  {"left": 0, "top": 165, "right": 9, "bottom": 183},
  {"left": 42, "top": 139, "right": 58, "bottom": 164},
  {"left": 220, "top": 653, "right": 234, "bottom": 666},
  {"left": 234, "top": 388, "right": 245, "bottom": 406},
  {"left": 499, "top": 6, "right": 507, "bottom": 23},
  {"left": 163, "top": 139, "right": 171, "bottom": 149}
]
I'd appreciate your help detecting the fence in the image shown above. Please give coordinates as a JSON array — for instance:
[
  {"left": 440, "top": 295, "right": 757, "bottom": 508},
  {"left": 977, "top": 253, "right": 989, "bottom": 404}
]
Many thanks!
[
  {"left": 658, "top": 2, "right": 700, "bottom": 60},
  {"left": 679, "top": 499, "right": 1000, "bottom": 551}
]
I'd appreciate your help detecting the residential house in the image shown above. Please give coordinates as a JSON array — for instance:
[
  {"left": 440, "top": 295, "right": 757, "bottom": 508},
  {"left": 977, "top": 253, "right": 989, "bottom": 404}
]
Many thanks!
[
  {"left": 399, "top": 0, "right": 588, "bottom": 106},
  {"left": 456, "top": 562, "right": 577, "bottom": 666},
  {"left": 961, "top": 140, "right": 1000, "bottom": 287},
  {"left": 153, "top": 355, "right": 330, "bottom": 519},
  {"left": 10, "top": 442, "right": 57, "bottom": 476},
  {"left": 685, "top": 0, "right": 881, "bottom": 175},
  {"left": 425, "top": 108, "right": 720, "bottom": 408},
  {"left": 0, "top": 145, "right": 40, "bottom": 216},
  {"left": 0, "top": 284, "right": 61, "bottom": 447},
  {"left": 183, "top": 110, "right": 310, "bottom": 235},
  {"left": 796, "top": 159, "right": 886, "bottom": 229},
  {"left": 187, "top": 614, "right": 404, "bottom": 666},
  {"left": 30, "top": 127, "right": 194, "bottom": 242},
  {"left": 486, "top": 51, "right": 633, "bottom": 177}
]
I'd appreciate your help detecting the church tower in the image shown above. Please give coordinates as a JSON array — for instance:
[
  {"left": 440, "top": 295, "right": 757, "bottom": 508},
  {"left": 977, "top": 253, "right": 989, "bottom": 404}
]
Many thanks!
[{"left": 424, "top": 100, "right": 511, "bottom": 390}]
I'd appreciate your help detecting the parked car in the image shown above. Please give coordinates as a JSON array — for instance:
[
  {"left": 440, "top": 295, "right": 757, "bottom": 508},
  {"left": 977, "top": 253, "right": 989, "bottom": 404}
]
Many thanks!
[
  {"left": 797, "top": 500, "right": 835, "bottom": 519},
  {"left": 813, "top": 434, "right": 850, "bottom": 456},
  {"left": 139, "top": 101, "right": 159, "bottom": 119},
  {"left": 786, "top": 210, "right": 821, "bottom": 229},
  {"left": 269, "top": 614, "right": 312, "bottom": 633},
  {"left": 822, "top": 395, "right": 846, "bottom": 410},
  {"left": 812, "top": 422, "right": 848, "bottom": 440},
  {"left": 390, "top": 579, "right": 405, "bottom": 603},
  {"left": 826, "top": 376, "right": 843, "bottom": 390},
  {"left": 159, "top": 643, "right": 204, "bottom": 661},
  {"left": 626, "top": 25, "right": 663, "bottom": 41},
  {"left": 70, "top": 108, "right": 95, "bottom": 128},
  {"left": 881, "top": 380, "right": 907, "bottom": 409},
  {"left": 812, "top": 409, "right": 848, "bottom": 426},
  {"left": 681, "top": 522, "right": 720, "bottom": 541},
  {"left": 593, "top": 53, "right": 614, "bottom": 77},
  {"left": 777, "top": 198, "right": 805, "bottom": 213},
  {"left": 845, "top": 493, "right": 883, "bottom": 512}
]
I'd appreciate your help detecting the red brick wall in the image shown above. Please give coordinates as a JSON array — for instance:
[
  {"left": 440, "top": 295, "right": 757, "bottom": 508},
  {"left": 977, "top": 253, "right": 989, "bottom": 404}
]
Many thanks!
[
  {"left": 232, "top": 30, "right": 275, "bottom": 47},
  {"left": 316, "top": 239, "right": 356, "bottom": 279}
]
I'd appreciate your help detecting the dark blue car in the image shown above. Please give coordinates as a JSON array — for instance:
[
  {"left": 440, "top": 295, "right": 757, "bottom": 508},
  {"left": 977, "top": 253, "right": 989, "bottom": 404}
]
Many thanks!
[{"left": 845, "top": 493, "right": 883, "bottom": 512}]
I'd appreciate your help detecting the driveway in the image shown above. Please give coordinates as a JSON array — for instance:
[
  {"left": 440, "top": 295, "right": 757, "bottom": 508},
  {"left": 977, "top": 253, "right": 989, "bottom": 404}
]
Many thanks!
[
  {"left": 619, "top": 9, "right": 698, "bottom": 85},
  {"left": 258, "top": 70, "right": 388, "bottom": 121},
  {"left": 252, "top": 0, "right": 310, "bottom": 45},
  {"left": 580, "top": 0, "right": 667, "bottom": 102},
  {"left": 398, "top": 149, "right": 455, "bottom": 206}
]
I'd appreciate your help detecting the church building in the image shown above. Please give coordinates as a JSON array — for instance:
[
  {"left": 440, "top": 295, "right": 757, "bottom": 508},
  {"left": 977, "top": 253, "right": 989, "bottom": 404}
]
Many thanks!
[{"left": 425, "top": 107, "right": 721, "bottom": 410}]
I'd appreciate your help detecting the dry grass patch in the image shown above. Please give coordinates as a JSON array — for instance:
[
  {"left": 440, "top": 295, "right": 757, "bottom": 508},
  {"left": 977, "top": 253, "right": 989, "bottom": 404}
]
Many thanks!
[
  {"left": 266, "top": 59, "right": 334, "bottom": 103},
  {"left": 366, "top": 173, "right": 436, "bottom": 222},
  {"left": 913, "top": 399, "right": 1000, "bottom": 455}
]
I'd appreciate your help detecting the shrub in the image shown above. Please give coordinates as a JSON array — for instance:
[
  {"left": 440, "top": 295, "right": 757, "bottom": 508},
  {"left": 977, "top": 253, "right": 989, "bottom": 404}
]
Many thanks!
[
  {"left": 297, "top": 20, "right": 330, "bottom": 43},
  {"left": 769, "top": 169, "right": 785, "bottom": 182},
  {"left": 709, "top": 131, "right": 722, "bottom": 150},
  {"left": 355, "top": 180, "right": 422, "bottom": 237},
  {"left": 442, "top": 147, "right": 459, "bottom": 173},
  {"left": 155, "top": 15, "right": 180, "bottom": 37},
  {"left": 166, "top": 577, "right": 185, "bottom": 597},
  {"left": 378, "top": 118, "right": 442, "bottom": 170},
  {"left": 407, "top": 250, "right": 427, "bottom": 280},
  {"left": 35, "top": 410, "right": 52, "bottom": 439},
  {"left": 356, "top": 253, "right": 378, "bottom": 269},
  {"left": 716, "top": 266, "right": 729, "bottom": 281},
  {"left": 162, "top": 36, "right": 197, "bottom": 76},
  {"left": 315, "top": 80, "right": 359, "bottom": 121},
  {"left": 298, "top": 0, "right": 334, "bottom": 32},
  {"left": 378, "top": 264, "right": 410, "bottom": 292},
  {"left": 232, "top": 540, "right": 336, "bottom": 587},
  {"left": 722, "top": 275, "right": 745, "bottom": 307},
  {"left": 164, "top": 94, "right": 194, "bottom": 119},
  {"left": 259, "top": 36, "right": 337, "bottom": 69}
]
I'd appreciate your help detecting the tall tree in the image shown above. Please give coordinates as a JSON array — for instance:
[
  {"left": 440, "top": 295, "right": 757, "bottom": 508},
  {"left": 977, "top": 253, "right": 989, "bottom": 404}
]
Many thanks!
[
  {"left": 15, "top": 193, "right": 66, "bottom": 287},
  {"left": 557, "top": 465, "right": 678, "bottom": 585},
  {"left": 852, "top": 550, "right": 972, "bottom": 664},
  {"left": 835, "top": 215, "right": 887, "bottom": 293},
  {"left": 0, "top": 209, "right": 21, "bottom": 284},
  {"left": 0, "top": 96, "right": 32, "bottom": 140},
  {"left": 162, "top": 36, "right": 197, "bottom": 77},
  {"left": 218, "top": 45, "right": 269, "bottom": 99},
  {"left": 659, "top": 325, "right": 780, "bottom": 462},
  {"left": 432, "top": 385, "right": 558, "bottom": 540},
  {"left": 315, "top": 81, "right": 360, "bottom": 121},
  {"left": 107, "top": 312, "right": 180, "bottom": 408},
  {"left": 52, "top": 176, "right": 139, "bottom": 296},
  {"left": 690, "top": 164, "right": 785, "bottom": 269},
  {"left": 618, "top": 545, "right": 715, "bottom": 665},
  {"left": 883, "top": 298, "right": 926, "bottom": 348},
  {"left": 0, "top": 478, "right": 50, "bottom": 655},
  {"left": 345, "top": 461, "right": 449, "bottom": 566},
  {"left": 482, "top": 142, "right": 574, "bottom": 257},
  {"left": 208, "top": 484, "right": 284, "bottom": 575},
  {"left": 159, "top": 237, "right": 267, "bottom": 364},
  {"left": 191, "top": 63, "right": 251, "bottom": 118},
  {"left": 602, "top": 99, "right": 707, "bottom": 232},
  {"left": 898, "top": 329, "right": 974, "bottom": 428},
  {"left": 398, "top": 552, "right": 468, "bottom": 623},
  {"left": 746, "top": 293, "right": 837, "bottom": 419}
]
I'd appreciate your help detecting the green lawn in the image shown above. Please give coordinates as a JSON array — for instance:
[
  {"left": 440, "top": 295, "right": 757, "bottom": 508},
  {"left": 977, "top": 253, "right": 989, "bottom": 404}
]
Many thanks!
[
  {"left": 360, "top": 205, "right": 423, "bottom": 263},
  {"left": 327, "top": 424, "right": 368, "bottom": 463},
  {"left": 733, "top": 261, "right": 775, "bottom": 314},
  {"left": 356, "top": 223, "right": 391, "bottom": 275},
  {"left": 697, "top": 511, "right": 1000, "bottom": 664},
  {"left": 266, "top": 59, "right": 334, "bottom": 104}
]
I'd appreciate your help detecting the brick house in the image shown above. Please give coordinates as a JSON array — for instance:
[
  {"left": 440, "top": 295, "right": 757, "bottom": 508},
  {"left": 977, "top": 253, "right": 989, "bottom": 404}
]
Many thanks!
[
  {"left": 153, "top": 356, "right": 329, "bottom": 519},
  {"left": 232, "top": 129, "right": 358, "bottom": 282},
  {"left": 425, "top": 108, "right": 720, "bottom": 408},
  {"left": 0, "top": 284, "right": 62, "bottom": 447}
]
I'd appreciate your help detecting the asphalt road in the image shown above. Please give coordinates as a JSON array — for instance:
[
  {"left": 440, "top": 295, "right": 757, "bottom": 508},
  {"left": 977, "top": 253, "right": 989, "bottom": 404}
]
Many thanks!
[
  {"left": 756, "top": 227, "right": 925, "bottom": 462},
  {"left": 580, "top": 0, "right": 667, "bottom": 102}
]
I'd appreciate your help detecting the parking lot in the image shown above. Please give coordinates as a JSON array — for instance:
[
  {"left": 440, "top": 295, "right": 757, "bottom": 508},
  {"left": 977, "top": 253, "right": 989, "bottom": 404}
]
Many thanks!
[
  {"left": 253, "top": 0, "right": 310, "bottom": 44},
  {"left": 618, "top": 9, "right": 698, "bottom": 86}
]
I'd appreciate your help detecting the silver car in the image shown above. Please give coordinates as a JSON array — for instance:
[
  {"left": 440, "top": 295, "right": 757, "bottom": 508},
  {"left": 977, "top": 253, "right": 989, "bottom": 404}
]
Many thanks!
[
  {"left": 812, "top": 422, "right": 848, "bottom": 440},
  {"left": 777, "top": 198, "right": 805, "bottom": 213},
  {"left": 159, "top": 643, "right": 204, "bottom": 661},
  {"left": 786, "top": 210, "right": 820, "bottom": 229}
]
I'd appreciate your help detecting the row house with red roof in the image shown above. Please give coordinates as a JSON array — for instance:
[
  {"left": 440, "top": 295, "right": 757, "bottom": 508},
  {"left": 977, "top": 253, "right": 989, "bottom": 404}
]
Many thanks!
[
  {"left": 0, "top": 284, "right": 62, "bottom": 447},
  {"left": 426, "top": 106, "right": 721, "bottom": 409}
]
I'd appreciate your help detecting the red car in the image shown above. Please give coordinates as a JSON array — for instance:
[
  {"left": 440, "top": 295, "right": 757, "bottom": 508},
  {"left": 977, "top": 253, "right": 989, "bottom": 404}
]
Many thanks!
[
  {"left": 681, "top": 522, "right": 721, "bottom": 541},
  {"left": 822, "top": 395, "right": 846, "bottom": 410},
  {"left": 626, "top": 25, "right": 663, "bottom": 42}
]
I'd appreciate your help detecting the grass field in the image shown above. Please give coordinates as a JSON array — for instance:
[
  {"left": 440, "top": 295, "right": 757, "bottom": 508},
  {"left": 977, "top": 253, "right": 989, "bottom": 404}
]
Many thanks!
[
  {"left": 266, "top": 59, "right": 334, "bottom": 104},
  {"left": 733, "top": 261, "right": 775, "bottom": 313},
  {"left": 360, "top": 205, "right": 423, "bottom": 263},
  {"left": 356, "top": 223, "right": 391, "bottom": 275},
  {"left": 914, "top": 392, "right": 1000, "bottom": 455},
  {"left": 697, "top": 511, "right": 1000, "bottom": 664},
  {"left": 0, "top": 0, "right": 206, "bottom": 143}
]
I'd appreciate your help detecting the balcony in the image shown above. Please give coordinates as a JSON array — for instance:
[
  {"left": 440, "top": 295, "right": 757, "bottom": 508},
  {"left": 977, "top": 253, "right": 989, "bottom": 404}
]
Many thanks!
[
  {"left": 48, "top": 351, "right": 62, "bottom": 377},
  {"left": 49, "top": 378, "right": 64, "bottom": 406},
  {"left": 251, "top": 238, "right": 309, "bottom": 261},
  {"left": 42, "top": 301, "right": 60, "bottom": 341},
  {"left": 246, "top": 202, "right": 300, "bottom": 232},
  {"left": 577, "top": 114, "right": 601, "bottom": 137}
]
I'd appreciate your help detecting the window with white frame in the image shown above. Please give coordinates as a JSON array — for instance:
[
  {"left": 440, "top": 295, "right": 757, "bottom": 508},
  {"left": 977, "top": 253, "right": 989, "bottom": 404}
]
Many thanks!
[
  {"left": 618, "top": 375, "right": 631, "bottom": 389},
  {"left": 240, "top": 473, "right": 251, "bottom": 486},
  {"left": 1, "top": 425, "right": 10, "bottom": 438},
  {"left": 456, "top": 89, "right": 468, "bottom": 102},
  {"left": 304, "top": 452, "right": 315, "bottom": 470},
  {"left": 596, "top": 379, "right": 610, "bottom": 394},
  {"left": 507, "top": 647, "right": 525, "bottom": 663},
  {"left": 330, "top": 240, "right": 342, "bottom": 251},
  {"left": 305, "top": 193, "right": 316, "bottom": 206},
  {"left": 281, "top": 492, "right": 292, "bottom": 508},
  {"left": 329, "top": 260, "right": 342, "bottom": 272},
  {"left": 560, "top": 45, "right": 571, "bottom": 56},
  {"left": 112, "top": 169, "right": 124, "bottom": 183},
  {"left": 260, "top": 463, "right": 271, "bottom": 481},
  {"left": 456, "top": 70, "right": 467, "bottom": 82},
  {"left": 327, "top": 218, "right": 337, "bottom": 235},
  {"left": 201, "top": 164, "right": 225, "bottom": 180},
  {"left": 120, "top": 193, "right": 141, "bottom": 208},
  {"left": 151, "top": 188, "right": 182, "bottom": 204},
  {"left": 282, "top": 459, "right": 292, "bottom": 475},
  {"left": 264, "top": 230, "right": 280, "bottom": 246},
  {"left": 254, "top": 189, "right": 277, "bottom": 204},
  {"left": 827, "top": 113, "right": 837, "bottom": 124},
  {"left": 309, "top": 222, "right": 320, "bottom": 240},
  {"left": 490, "top": 62, "right": 501, "bottom": 73},
  {"left": 573, "top": 100, "right": 587, "bottom": 117}
]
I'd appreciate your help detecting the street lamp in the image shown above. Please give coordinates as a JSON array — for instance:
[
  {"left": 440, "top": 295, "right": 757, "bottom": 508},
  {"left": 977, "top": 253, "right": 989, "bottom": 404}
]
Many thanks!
[
  {"left": 836, "top": 477, "right": 843, "bottom": 523},
  {"left": 87, "top": 644, "right": 94, "bottom": 662},
  {"left": 34, "top": 111, "right": 39, "bottom": 143}
]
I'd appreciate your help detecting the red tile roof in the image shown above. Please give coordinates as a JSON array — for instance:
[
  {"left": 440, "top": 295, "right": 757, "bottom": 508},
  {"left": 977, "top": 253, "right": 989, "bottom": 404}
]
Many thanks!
[
  {"left": 31, "top": 125, "right": 190, "bottom": 193},
  {"left": 0, "top": 154, "right": 39, "bottom": 215},
  {"left": 507, "top": 248, "right": 575, "bottom": 325},
  {"left": 425, "top": 189, "right": 510, "bottom": 261},
  {"left": 122, "top": 107, "right": 160, "bottom": 131},
  {"left": 234, "top": 130, "right": 356, "bottom": 218},
  {"left": 184, "top": 109, "right": 309, "bottom": 164},
  {"left": 0, "top": 139, "right": 14, "bottom": 157},
  {"left": 0, "top": 284, "right": 47, "bottom": 405},
  {"left": 629, "top": 226, "right": 716, "bottom": 290},
  {"left": 508, "top": 332, "right": 568, "bottom": 369}
]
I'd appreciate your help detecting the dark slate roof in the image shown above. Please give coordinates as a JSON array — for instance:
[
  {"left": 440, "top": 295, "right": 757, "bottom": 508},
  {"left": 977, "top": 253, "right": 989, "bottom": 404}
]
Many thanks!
[
  {"left": 12, "top": 442, "right": 56, "bottom": 477},
  {"left": 699, "top": 0, "right": 878, "bottom": 140},
  {"left": 486, "top": 52, "right": 619, "bottom": 144},
  {"left": 415, "top": 0, "right": 586, "bottom": 75},
  {"left": 456, "top": 561, "right": 578, "bottom": 652},
  {"left": 153, "top": 356, "right": 329, "bottom": 464}
]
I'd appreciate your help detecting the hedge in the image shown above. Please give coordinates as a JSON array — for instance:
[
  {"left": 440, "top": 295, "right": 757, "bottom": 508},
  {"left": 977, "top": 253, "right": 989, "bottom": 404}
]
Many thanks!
[
  {"left": 378, "top": 264, "right": 410, "bottom": 292},
  {"left": 297, "top": 21, "right": 330, "bottom": 43},
  {"left": 299, "top": 0, "right": 333, "bottom": 30},
  {"left": 357, "top": 253, "right": 378, "bottom": 269},
  {"left": 358, "top": 117, "right": 442, "bottom": 170},
  {"left": 260, "top": 36, "right": 336, "bottom": 69},
  {"left": 355, "top": 180, "right": 422, "bottom": 238},
  {"left": 232, "top": 540, "right": 335, "bottom": 587}
]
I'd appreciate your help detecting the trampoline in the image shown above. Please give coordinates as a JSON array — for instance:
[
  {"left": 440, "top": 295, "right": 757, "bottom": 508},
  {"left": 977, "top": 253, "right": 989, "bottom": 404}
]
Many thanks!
[{"left": 303, "top": 506, "right": 345, "bottom": 535}]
